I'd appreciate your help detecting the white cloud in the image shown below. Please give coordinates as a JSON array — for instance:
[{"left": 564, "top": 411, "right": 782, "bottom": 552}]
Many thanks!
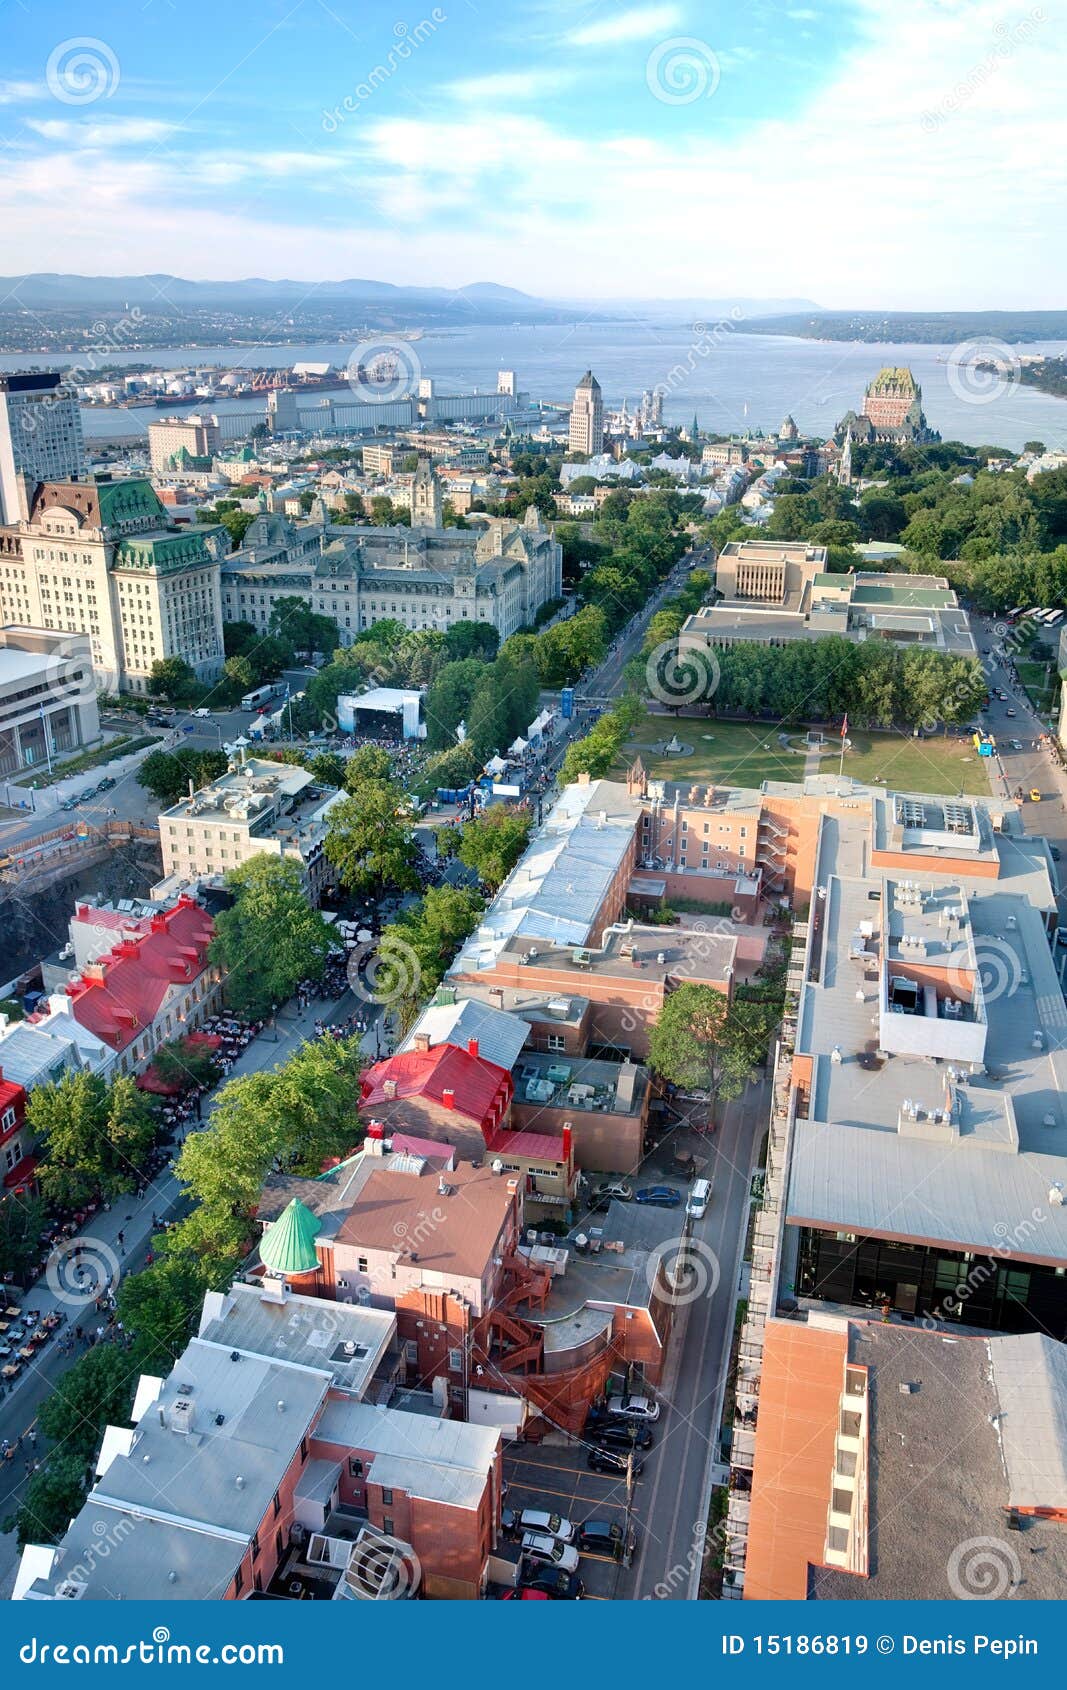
[
  {"left": 445, "top": 69, "right": 567, "bottom": 101},
  {"left": 0, "top": 80, "right": 43, "bottom": 105},
  {"left": 567, "top": 4, "right": 683, "bottom": 47},
  {"left": 25, "top": 117, "right": 177, "bottom": 145}
]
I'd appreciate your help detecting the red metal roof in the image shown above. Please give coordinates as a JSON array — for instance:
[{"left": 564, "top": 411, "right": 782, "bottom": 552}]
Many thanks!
[
  {"left": 484, "top": 1126, "right": 566, "bottom": 1163},
  {"left": 0, "top": 1075, "right": 26, "bottom": 1126},
  {"left": 360, "top": 1042, "right": 512, "bottom": 1130},
  {"left": 62, "top": 897, "right": 215, "bottom": 1052}
]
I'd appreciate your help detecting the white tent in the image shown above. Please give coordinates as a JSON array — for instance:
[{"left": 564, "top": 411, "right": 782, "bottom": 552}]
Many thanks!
[
  {"left": 485, "top": 755, "right": 508, "bottom": 777},
  {"left": 508, "top": 736, "right": 528, "bottom": 755}
]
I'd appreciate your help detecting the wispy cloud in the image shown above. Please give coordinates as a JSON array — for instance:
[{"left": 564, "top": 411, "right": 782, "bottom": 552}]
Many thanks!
[
  {"left": 25, "top": 117, "right": 178, "bottom": 145},
  {"left": 0, "top": 79, "right": 44, "bottom": 105},
  {"left": 568, "top": 4, "right": 683, "bottom": 47},
  {"left": 445, "top": 69, "right": 566, "bottom": 101}
]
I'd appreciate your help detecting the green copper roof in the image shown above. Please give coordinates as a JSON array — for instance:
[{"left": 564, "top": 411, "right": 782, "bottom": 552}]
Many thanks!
[
  {"left": 259, "top": 1197, "right": 321, "bottom": 1276},
  {"left": 96, "top": 476, "right": 164, "bottom": 528}
]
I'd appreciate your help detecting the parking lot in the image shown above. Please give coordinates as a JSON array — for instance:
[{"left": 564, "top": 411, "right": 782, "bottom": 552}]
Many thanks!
[{"left": 502, "top": 1434, "right": 653, "bottom": 1599}]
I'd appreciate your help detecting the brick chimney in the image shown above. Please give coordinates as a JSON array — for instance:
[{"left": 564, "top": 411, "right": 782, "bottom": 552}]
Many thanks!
[
  {"left": 562, "top": 1121, "right": 572, "bottom": 1163},
  {"left": 442, "top": 1088, "right": 455, "bottom": 1109},
  {"left": 383, "top": 1078, "right": 398, "bottom": 1099},
  {"left": 467, "top": 1037, "right": 479, "bottom": 1061},
  {"left": 414, "top": 1032, "right": 431, "bottom": 1053}
]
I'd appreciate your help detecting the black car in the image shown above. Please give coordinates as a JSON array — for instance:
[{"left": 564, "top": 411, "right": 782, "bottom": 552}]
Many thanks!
[
  {"left": 589, "top": 1422, "right": 655, "bottom": 1451},
  {"left": 576, "top": 1519, "right": 635, "bottom": 1562},
  {"left": 97, "top": 777, "right": 116, "bottom": 792},
  {"left": 587, "top": 1446, "right": 644, "bottom": 1476},
  {"left": 518, "top": 1566, "right": 584, "bottom": 1599},
  {"left": 1051, "top": 845, "right": 1061, "bottom": 861}
]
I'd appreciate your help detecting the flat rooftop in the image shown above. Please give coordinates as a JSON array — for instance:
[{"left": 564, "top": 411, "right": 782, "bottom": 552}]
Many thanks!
[
  {"left": 520, "top": 1195, "right": 690, "bottom": 1347},
  {"left": 514, "top": 1050, "right": 647, "bottom": 1117},
  {"left": 198, "top": 1283, "right": 396, "bottom": 1397},
  {"left": 811, "top": 1323, "right": 1067, "bottom": 1601},
  {"left": 161, "top": 755, "right": 337, "bottom": 832},
  {"left": 500, "top": 920, "right": 738, "bottom": 990},
  {"left": 788, "top": 794, "right": 1067, "bottom": 1264}
]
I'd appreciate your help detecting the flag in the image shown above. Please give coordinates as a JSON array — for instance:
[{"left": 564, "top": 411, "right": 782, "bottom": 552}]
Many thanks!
[{"left": 841, "top": 714, "right": 848, "bottom": 739}]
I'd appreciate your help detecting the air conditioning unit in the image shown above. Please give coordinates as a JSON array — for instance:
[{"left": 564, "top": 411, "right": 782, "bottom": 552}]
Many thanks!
[{"left": 55, "top": 1579, "right": 88, "bottom": 1600}]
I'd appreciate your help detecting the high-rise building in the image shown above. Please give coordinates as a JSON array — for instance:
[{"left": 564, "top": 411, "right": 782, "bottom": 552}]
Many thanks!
[
  {"left": 0, "top": 373, "right": 84, "bottom": 525},
  {"left": 0, "top": 475, "right": 225, "bottom": 693},
  {"left": 568, "top": 370, "right": 604, "bottom": 456}
]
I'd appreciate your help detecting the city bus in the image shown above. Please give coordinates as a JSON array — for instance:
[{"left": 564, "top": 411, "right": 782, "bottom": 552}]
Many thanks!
[{"left": 1044, "top": 610, "right": 1064, "bottom": 628}]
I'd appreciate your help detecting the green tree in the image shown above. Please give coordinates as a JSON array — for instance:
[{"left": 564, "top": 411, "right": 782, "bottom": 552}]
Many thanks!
[
  {"left": 269, "top": 595, "right": 339, "bottom": 661},
  {"left": 29, "top": 1072, "right": 156, "bottom": 1206},
  {"left": 210, "top": 855, "right": 336, "bottom": 1017},
  {"left": 223, "top": 653, "right": 255, "bottom": 696},
  {"left": 16, "top": 1454, "right": 89, "bottom": 1547},
  {"left": 444, "top": 622, "right": 499, "bottom": 662},
  {"left": 457, "top": 806, "right": 533, "bottom": 891},
  {"left": 425, "top": 658, "right": 485, "bottom": 751},
  {"left": 37, "top": 1344, "right": 135, "bottom": 1464},
  {"left": 308, "top": 750, "right": 345, "bottom": 787},
  {"left": 324, "top": 783, "right": 418, "bottom": 893},
  {"left": 147, "top": 656, "right": 196, "bottom": 701},
  {"left": 648, "top": 984, "right": 764, "bottom": 1114},
  {"left": 117, "top": 1253, "right": 214, "bottom": 1375},
  {"left": 0, "top": 1191, "right": 47, "bottom": 1284},
  {"left": 343, "top": 743, "right": 393, "bottom": 790},
  {"left": 149, "top": 1036, "right": 221, "bottom": 1093}
]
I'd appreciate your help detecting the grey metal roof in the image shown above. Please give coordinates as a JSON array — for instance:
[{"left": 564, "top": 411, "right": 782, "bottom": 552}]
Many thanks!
[{"left": 399, "top": 997, "right": 530, "bottom": 1073}]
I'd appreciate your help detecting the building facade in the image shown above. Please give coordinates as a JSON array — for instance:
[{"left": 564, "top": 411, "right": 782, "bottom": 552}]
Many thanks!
[
  {"left": 0, "top": 476, "right": 225, "bottom": 693},
  {"left": 0, "top": 626, "right": 100, "bottom": 778},
  {"left": 0, "top": 373, "right": 84, "bottom": 526},
  {"left": 148, "top": 414, "right": 222, "bottom": 473},
  {"left": 221, "top": 489, "right": 562, "bottom": 645}
]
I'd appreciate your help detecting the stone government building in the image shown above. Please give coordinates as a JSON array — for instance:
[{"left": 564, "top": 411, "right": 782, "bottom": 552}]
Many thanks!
[{"left": 221, "top": 462, "right": 562, "bottom": 644}]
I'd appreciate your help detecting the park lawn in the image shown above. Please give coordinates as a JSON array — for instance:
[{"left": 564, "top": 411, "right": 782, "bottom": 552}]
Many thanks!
[
  {"left": 1016, "top": 660, "right": 1058, "bottom": 717},
  {"left": 618, "top": 715, "right": 993, "bottom": 797}
]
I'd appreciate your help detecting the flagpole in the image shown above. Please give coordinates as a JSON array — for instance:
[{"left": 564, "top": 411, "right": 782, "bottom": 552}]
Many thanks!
[{"left": 839, "top": 714, "right": 847, "bottom": 783}]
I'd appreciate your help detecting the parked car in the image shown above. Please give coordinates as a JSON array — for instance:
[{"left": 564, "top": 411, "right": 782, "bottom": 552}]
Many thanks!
[
  {"left": 77, "top": 788, "right": 95, "bottom": 802},
  {"left": 588, "top": 1421, "right": 655, "bottom": 1451},
  {"left": 518, "top": 1566, "right": 584, "bottom": 1599},
  {"left": 576, "top": 1519, "right": 635, "bottom": 1562},
  {"left": 520, "top": 1533, "right": 580, "bottom": 1574},
  {"left": 499, "top": 1587, "right": 549, "bottom": 1600},
  {"left": 60, "top": 796, "right": 78, "bottom": 811},
  {"left": 97, "top": 777, "right": 116, "bottom": 791},
  {"left": 193, "top": 707, "right": 212, "bottom": 718},
  {"left": 1056, "top": 930, "right": 1067, "bottom": 947},
  {"left": 1051, "top": 845, "right": 1061, "bottom": 861},
  {"left": 686, "top": 1177, "right": 712, "bottom": 1220},
  {"left": 594, "top": 1181, "right": 633, "bottom": 1204},
  {"left": 606, "top": 1393, "right": 660, "bottom": 1423},
  {"left": 635, "top": 1185, "right": 681, "bottom": 1208},
  {"left": 515, "top": 1509, "right": 574, "bottom": 1544}
]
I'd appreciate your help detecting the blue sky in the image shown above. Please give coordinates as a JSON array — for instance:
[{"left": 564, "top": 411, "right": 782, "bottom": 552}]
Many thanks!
[{"left": 1, "top": 0, "right": 1063, "bottom": 304}]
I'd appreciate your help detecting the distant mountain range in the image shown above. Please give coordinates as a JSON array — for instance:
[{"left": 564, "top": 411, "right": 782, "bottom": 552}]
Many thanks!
[{"left": 0, "top": 273, "right": 821, "bottom": 327}]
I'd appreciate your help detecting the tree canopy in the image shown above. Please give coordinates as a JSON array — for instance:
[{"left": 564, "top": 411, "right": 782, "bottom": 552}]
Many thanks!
[{"left": 210, "top": 855, "right": 336, "bottom": 1017}]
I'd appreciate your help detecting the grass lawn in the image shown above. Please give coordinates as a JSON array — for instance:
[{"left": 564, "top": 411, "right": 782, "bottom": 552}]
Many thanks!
[
  {"left": 12, "top": 733, "right": 160, "bottom": 788},
  {"left": 1016, "top": 660, "right": 1058, "bottom": 717},
  {"left": 616, "top": 715, "right": 993, "bottom": 797}
]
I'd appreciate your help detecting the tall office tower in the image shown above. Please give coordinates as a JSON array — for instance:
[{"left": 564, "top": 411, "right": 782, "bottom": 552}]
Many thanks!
[
  {"left": 568, "top": 370, "right": 604, "bottom": 455},
  {"left": 0, "top": 372, "right": 85, "bottom": 523}
]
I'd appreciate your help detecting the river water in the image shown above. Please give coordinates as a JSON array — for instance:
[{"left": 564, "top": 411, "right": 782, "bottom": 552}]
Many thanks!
[{"left": 3, "top": 322, "right": 1064, "bottom": 450}]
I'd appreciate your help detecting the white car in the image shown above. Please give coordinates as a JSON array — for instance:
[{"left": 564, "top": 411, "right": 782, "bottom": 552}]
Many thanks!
[
  {"left": 516, "top": 1509, "right": 574, "bottom": 1543},
  {"left": 607, "top": 1394, "right": 660, "bottom": 1423},
  {"left": 193, "top": 707, "right": 212, "bottom": 718},
  {"left": 521, "top": 1533, "right": 580, "bottom": 1574}
]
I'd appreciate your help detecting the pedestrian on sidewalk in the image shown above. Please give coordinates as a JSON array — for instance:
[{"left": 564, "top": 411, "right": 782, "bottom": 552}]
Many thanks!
[{"left": 117, "top": 1230, "right": 125, "bottom": 1255}]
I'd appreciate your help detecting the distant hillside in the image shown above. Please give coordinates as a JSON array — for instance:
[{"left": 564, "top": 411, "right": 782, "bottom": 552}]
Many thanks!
[
  {"left": 735, "top": 310, "right": 1067, "bottom": 345},
  {"left": 0, "top": 272, "right": 571, "bottom": 324}
]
